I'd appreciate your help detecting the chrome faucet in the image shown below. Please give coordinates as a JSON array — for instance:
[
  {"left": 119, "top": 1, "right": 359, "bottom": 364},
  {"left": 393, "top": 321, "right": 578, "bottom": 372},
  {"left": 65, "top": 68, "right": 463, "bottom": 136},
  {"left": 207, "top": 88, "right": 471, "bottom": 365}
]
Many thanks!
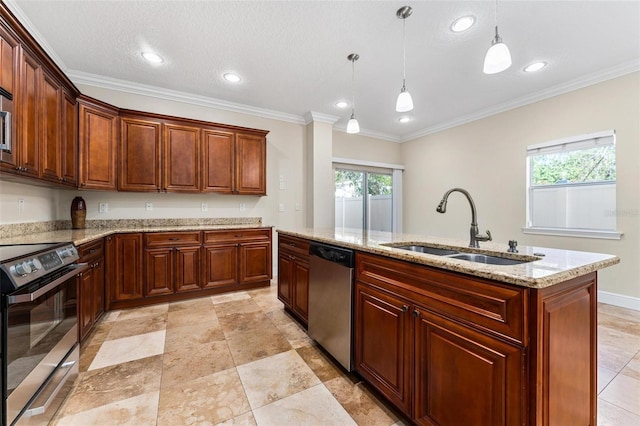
[{"left": 436, "top": 188, "right": 492, "bottom": 248}]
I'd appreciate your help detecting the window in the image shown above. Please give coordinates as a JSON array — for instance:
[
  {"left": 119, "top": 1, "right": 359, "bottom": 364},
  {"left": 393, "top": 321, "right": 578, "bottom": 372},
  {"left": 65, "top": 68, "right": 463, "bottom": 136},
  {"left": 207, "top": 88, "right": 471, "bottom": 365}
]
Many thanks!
[{"left": 525, "top": 129, "right": 621, "bottom": 239}]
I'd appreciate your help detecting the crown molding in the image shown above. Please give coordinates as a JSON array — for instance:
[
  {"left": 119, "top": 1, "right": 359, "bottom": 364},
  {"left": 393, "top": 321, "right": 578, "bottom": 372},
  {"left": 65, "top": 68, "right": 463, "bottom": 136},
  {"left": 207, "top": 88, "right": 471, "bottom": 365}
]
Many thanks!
[
  {"left": 401, "top": 59, "right": 640, "bottom": 143},
  {"left": 303, "top": 111, "right": 340, "bottom": 125},
  {"left": 67, "top": 70, "right": 307, "bottom": 125},
  {"left": 4, "top": 0, "right": 69, "bottom": 73},
  {"left": 332, "top": 124, "right": 402, "bottom": 143}
]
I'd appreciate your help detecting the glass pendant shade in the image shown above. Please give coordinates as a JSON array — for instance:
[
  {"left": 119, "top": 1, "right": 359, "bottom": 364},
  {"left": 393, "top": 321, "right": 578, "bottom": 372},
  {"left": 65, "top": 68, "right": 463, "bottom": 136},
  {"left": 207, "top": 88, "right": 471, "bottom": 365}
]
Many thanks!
[
  {"left": 396, "top": 86, "right": 414, "bottom": 112},
  {"left": 483, "top": 28, "right": 512, "bottom": 74},
  {"left": 347, "top": 113, "right": 360, "bottom": 134}
]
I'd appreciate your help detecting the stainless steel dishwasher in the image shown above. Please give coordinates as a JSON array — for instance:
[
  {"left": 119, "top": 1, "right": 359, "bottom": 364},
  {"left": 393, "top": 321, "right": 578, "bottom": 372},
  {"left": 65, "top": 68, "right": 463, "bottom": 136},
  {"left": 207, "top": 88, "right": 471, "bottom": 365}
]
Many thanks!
[{"left": 308, "top": 241, "right": 355, "bottom": 371}]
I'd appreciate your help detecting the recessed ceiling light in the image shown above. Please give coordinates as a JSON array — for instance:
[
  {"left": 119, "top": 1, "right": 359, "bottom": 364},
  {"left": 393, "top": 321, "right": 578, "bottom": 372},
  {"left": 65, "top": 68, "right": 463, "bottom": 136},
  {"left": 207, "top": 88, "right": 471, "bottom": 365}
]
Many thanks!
[
  {"left": 398, "top": 116, "right": 412, "bottom": 123},
  {"left": 450, "top": 15, "right": 475, "bottom": 33},
  {"left": 524, "top": 61, "right": 548, "bottom": 73},
  {"left": 141, "top": 51, "right": 163, "bottom": 64},
  {"left": 335, "top": 101, "right": 349, "bottom": 109},
  {"left": 223, "top": 72, "right": 241, "bottom": 83}
]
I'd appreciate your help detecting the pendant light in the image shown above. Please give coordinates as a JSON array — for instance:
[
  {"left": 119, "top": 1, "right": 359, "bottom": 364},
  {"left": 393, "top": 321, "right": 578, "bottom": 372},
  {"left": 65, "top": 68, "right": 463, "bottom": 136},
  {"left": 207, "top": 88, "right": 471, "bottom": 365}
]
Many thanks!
[
  {"left": 483, "top": 0, "right": 512, "bottom": 74},
  {"left": 395, "top": 6, "right": 414, "bottom": 112},
  {"left": 346, "top": 53, "right": 360, "bottom": 134}
]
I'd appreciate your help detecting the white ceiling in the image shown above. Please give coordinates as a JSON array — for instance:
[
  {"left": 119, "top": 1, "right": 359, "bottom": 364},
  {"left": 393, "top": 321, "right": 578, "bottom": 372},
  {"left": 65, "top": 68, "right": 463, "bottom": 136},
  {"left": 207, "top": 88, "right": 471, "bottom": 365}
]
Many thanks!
[{"left": 8, "top": 0, "right": 640, "bottom": 142}]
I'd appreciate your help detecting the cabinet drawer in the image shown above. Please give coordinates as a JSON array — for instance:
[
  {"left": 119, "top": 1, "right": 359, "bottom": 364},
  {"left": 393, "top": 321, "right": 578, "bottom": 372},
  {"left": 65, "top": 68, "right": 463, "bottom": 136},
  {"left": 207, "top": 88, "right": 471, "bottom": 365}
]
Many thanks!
[
  {"left": 278, "top": 234, "right": 310, "bottom": 258},
  {"left": 203, "top": 228, "right": 271, "bottom": 244},
  {"left": 78, "top": 239, "right": 104, "bottom": 262},
  {"left": 145, "top": 231, "right": 202, "bottom": 247},
  {"left": 356, "top": 252, "right": 527, "bottom": 345}
]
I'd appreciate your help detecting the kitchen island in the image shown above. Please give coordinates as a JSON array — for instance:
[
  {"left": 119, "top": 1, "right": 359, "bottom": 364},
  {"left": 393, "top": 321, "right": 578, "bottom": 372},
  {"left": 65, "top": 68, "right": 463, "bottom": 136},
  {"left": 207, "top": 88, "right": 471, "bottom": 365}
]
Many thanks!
[{"left": 276, "top": 228, "right": 619, "bottom": 426}]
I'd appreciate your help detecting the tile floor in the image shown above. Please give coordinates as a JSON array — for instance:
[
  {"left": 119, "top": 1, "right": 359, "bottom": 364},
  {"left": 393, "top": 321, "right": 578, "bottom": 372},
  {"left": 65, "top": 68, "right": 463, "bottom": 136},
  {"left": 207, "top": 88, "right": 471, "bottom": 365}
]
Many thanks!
[{"left": 51, "top": 282, "right": 640, "bottom": 425}]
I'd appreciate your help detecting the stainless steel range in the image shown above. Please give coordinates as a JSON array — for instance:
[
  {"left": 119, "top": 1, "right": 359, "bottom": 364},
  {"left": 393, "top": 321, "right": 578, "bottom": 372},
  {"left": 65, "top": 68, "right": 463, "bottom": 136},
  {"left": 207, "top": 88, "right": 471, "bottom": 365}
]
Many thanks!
[{"left": 0, "top": 243, "right": 87, "bottom": 426}]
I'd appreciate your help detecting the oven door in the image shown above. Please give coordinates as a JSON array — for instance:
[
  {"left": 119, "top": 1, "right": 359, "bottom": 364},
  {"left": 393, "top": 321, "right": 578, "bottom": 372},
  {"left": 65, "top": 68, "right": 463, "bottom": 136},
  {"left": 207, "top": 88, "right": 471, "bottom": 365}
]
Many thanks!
[{"left": 3, "top": 263, "right": 87, "bottom": 426}]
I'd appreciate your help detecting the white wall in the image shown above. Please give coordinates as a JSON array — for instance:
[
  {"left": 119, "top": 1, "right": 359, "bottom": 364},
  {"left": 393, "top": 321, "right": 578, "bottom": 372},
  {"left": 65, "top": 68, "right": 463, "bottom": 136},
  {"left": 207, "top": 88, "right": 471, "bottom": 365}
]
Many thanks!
[
  {"left": 0, "top": 180, "right": 60, "bottom": 223},
  {"left": 333, "top": 131, "right": 402, "bottom": 165},
  {"left": 401, "top": 72, "right": 640, "bottom": 300}
]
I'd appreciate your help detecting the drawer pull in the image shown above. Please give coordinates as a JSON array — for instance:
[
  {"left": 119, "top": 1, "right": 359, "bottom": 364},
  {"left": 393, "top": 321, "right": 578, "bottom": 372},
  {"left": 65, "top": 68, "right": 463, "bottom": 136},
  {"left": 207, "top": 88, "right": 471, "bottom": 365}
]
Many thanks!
[
  {"left": 168, "top": 238, "right": 180, "bottom": 241},
  {"left": 89, "top": 249, "right": 97, "bottom": 254}
]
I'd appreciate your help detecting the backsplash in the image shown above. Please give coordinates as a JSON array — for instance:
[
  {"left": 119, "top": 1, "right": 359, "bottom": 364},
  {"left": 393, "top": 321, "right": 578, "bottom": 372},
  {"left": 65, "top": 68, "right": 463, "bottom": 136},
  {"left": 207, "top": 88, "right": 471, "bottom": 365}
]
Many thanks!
[{"left": 0, "top": 217, "right": 262, "bottom": 239}]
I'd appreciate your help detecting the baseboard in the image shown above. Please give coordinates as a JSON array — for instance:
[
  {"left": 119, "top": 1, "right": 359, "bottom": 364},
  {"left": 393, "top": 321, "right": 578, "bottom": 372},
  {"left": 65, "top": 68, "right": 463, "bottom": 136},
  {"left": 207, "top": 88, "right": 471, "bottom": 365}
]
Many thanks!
[{"left": 598, "top": 290, "right": 640, "bottom": 312}]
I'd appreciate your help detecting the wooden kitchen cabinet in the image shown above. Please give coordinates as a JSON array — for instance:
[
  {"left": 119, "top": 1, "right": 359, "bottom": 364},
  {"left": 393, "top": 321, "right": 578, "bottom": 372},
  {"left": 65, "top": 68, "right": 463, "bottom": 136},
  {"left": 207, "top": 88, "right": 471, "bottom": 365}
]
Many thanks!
[
  {"left": 277, "top": 234, "right": 310, "bottom": 325},
  {"left": 60, "top": 90, "right": 78, "bottom": 186},
  {"left": 144, "top": 231, "right": 202, "bottom": 296},
  {"left": 0, "top": 23, "right": 20, "bottom": 172},
  {"left": 39, "top": 68, "right": 62, "bottom": 184},
  {"left": 78, "top": 95, "right": 118, "bottom": 190},
  {"left": 118, "top": 115, "right": 161, "bottom": 192},
  {"left": 17, "top": 47, "right": 39, "bottom": 179},
  {"left": 202, "top": 129, "right": 234, "bottom": 193},
  {"left": 235, "top": 132, "right": 266, "bottom": 195},
  {"left": 203, "top": 228, "right": 272, "bottom": 291},
  {"left": 163, "top": 122, "right": 200, "bottom": 192},
  {"left": 77, "top": 238, "right": 105, "bottom": 341},
  {"left": 106, "top": 233, "right": 143, "bottom": 307}
]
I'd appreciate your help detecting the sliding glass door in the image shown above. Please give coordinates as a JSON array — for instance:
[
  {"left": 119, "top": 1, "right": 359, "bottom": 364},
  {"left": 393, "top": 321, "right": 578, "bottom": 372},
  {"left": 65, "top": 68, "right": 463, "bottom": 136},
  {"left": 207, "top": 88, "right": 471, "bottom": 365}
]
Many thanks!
[{"left": 335, "top": 169, "right": 393, "bottom": 232}]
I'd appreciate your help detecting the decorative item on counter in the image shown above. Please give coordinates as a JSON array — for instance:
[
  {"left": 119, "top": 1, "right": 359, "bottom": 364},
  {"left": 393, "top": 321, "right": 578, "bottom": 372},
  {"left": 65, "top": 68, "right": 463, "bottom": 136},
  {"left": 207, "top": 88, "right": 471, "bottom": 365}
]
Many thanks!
[{"left": 71, "top": 196, "right": 87, "bottom": 229}]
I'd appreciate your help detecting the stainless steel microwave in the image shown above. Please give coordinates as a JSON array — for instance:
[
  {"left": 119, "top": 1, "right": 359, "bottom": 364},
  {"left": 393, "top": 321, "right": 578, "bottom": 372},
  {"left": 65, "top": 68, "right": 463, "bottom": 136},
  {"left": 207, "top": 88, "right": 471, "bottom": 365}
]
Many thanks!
[{"left": 0, "top": 86, "right": 13, "bottom": 157}]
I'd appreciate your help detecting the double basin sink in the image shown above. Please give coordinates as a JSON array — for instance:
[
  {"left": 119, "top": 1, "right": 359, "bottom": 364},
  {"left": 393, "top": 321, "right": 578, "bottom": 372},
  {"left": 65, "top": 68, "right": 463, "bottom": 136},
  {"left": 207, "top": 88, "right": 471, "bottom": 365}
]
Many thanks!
[{"left": 386, "top": 244, "right": 536, "bottom": 266}]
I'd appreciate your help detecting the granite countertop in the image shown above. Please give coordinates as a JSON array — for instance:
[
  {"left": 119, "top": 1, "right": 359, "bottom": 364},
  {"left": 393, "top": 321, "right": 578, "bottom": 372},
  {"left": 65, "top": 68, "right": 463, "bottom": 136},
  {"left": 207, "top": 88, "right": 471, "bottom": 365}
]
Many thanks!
[
  {"left": 276, "top": 228, "right": 620, "bottom": 289},
  {"left": 0, "top": 219, "right": 270, "bottom": 246}
]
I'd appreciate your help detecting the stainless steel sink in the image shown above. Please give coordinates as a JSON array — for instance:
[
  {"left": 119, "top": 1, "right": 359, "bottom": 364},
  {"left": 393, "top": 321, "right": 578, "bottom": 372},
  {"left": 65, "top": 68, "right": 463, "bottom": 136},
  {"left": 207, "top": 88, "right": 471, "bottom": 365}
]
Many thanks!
[
  {"left": 392, "top": 245, "right": 460, "bottom": 256},
  {"left": 447, "top": 253, "right": 529, "bottom": 265}
]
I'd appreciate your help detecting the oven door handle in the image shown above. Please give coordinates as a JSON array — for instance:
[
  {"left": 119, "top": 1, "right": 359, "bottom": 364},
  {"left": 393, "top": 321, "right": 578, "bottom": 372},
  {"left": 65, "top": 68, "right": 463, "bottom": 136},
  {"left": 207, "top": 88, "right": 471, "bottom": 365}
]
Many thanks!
[{"left": 8, "top": 263, "right": 89, "bottom": 304}]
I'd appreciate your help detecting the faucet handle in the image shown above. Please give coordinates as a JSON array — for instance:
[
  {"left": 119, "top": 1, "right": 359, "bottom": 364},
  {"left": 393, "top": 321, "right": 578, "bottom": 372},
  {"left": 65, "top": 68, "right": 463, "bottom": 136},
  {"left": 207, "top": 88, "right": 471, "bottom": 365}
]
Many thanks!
[
  {"left": 508, "top": 240, "right": 518, "bottom": 253},
  {"left": 475, "top": 229, "right": 492, "bottom": 242}
]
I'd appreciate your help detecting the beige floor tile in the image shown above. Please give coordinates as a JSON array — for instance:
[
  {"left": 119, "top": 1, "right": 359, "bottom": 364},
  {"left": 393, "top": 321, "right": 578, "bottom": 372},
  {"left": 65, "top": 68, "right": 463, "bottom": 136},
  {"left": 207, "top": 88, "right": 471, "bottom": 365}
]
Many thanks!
[
  {"left": 620, "top": 351, "right": 640, "bottom": 381},
  {"left": 599, "top": 373, "right": 640, "bottom": 416},
  {"left": 162, "top": 340, "right": 235, "bottom": 389},
  {"left": 598, "top": 366, "right": 618, "bottom": 394},
  {"left": 86, "top": 320, "right": 114, "bottom": 345},
  {"left": 53, "top": 391, "right": 159, "bottom": 426},
  {"left": 168, "top": 296, "right": 215, "bottom": 312},
  {"left": 211, "top": 291, "right": 252, "bottom": 305},
  {"left": 265, "top": 308, "right": 297, "bottom": 326},
  {"left": 599, "top": 312, "right": 640, "bottom": 336},
  {"left": 214, "top": 298, "right": 263, "bottom": 317},
  {"left": 99, "top": 309, "right": 121, "bottom": 323},
  {"left": 164, "top": 319, "right": 225, "bottom": 353},
  {"left": 216, "top": 411, "right": 257, "bottom": 426},
  {"left": 325, "top": 375, "right": 399, "bottom": 426},
  {"left": 226, "top": 324, "right": 292, "bottom": 366},
  {"left": 106, "top": 312, "right": 167, "bottom": 340},
  {"left": 237, "top": 350, "right": 321, "bottom": 409},
  {"left": 598, "top": 303, "right": 640, "bottom": 323},
  {"left": 117, "top": 303, "right": 168, "bottom": 321},
  {"left": 157, "top": 368, "right": 251, "bottom": 425},
  {"left": 57, "top": 355, "right": 163, "bottom": 416},
  {"left": 252, "top": 384, "right": 356, "bottom": 425},
  {"left": 78, "top": 343, "right": 101, "bottom": 373},
  {"left": 219, "top": 311, "right": 273, "bottom": 339},
  {"left": 598, "top": 341, "right": 638, "bottom": 372},
  {"left": 276, "top": 321, "right": 314, "bottom": 348},
  {"left": 89, "top": 330, "right": 166, "bottom": 371},
  {"left": 598, "top": 398, "right": 640, "bottom": 425},
  {"left": 166, "top": 304, "right": 220, "bottom": 329},
  {"left": 296, "top": 344, "right": 343, "bottom": 382}
]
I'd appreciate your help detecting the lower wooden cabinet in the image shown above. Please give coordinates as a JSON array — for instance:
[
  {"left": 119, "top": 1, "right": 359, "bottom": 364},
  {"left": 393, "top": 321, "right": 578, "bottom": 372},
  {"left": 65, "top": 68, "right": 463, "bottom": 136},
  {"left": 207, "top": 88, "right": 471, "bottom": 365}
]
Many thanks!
[
  {"left": 77, "top": 238, "right": 105, "bottom": 341},
  {"left": 106, "top": 233, "right": 143, "bottom": 308},
  {"left": 144, "top": 232, "right": 202, "bottom": 296},
  {"left": 277, "top": 234, "right": 310, "bottom": 325}
]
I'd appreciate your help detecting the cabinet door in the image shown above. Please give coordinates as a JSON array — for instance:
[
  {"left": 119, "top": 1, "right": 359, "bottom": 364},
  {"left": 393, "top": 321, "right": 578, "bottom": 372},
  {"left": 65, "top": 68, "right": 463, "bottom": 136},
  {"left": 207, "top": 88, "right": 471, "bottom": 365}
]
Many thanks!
[
  {"left": 61, "top": 91, "right": 78, "bottom": 186},
  {"left": 292, "top": 258, "right": 309, "bottom": 323},
  {"left": 39, "top": 70, "right": 62, "bottom": 183},
  {"left": 238, "top": 241, "right": 271, "bottom": 284},
  {"left": 277, "top": 252, "right": 293, "bottom": 308},
  {"left": 203, "top": 243, "right": 237, "bottom": 288},
  {"left": 78, "top": 99, "right": 118, "bottom": 190},
  {"left": 111, "top": 233, "right": 143, "bottom": 301},
  {"left": 144, "top": 247, "right": 174, "bottom": 297},
  {"left": 78, "top": 267, "right": 94, "bottom": 341},
  {"left": 413, "top": 308, "right": 524, "bottom": 426},
  {"left": 93, "top": 256, "right": 105, "bottom": 320},
  {"left": 119, "top": 117, "right": 161, "bottom": 191},
  {"left": 354, "top": 282, "right": 412, "bottom": 415},
  {"left": 235, "top": 132, "right": 266, "bottom": 195},
  {"left": 175, "top": 246, "right": 201, "bottom": 293},
  {"left": 163, "top": 123, "right": 200, "bottom": 192},
  {"left": 18, "top": 49, "right": 40, "bottom": 178},
  {"left": 202, "top": 129, "right": 234, "bottom": 193},
  {"left": 0, "top": 25, "right": 20, "bottom": 170}
]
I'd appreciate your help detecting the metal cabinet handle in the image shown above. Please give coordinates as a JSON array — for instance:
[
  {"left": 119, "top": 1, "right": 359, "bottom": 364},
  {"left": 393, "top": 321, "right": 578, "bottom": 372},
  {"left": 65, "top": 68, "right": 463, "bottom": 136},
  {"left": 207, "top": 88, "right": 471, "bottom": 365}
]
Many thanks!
[
  {"left": 89, "top": 249, "right": 97, "bottom": 254},
  {"left": 168, "top": 238, "right": 180, "bottom": 241},
  {"left": 413, "top": 310, "right": 420, "bottom": 317},
  {"left": 81, "top": 182, "right": 86, "bottom": 186},
  {"left": 402, "top": 305, "right": 408, "bottom": 312}
]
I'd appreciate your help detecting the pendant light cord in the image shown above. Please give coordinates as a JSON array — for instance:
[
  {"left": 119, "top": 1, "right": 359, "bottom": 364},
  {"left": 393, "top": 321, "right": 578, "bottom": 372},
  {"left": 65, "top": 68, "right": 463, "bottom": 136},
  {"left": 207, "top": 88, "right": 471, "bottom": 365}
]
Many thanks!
[
  {"left": 351, "top": 58, "right": 356, "bottom": 115},
  {"left": 402, "top": 17, "right": 406, "bottom": 85}
]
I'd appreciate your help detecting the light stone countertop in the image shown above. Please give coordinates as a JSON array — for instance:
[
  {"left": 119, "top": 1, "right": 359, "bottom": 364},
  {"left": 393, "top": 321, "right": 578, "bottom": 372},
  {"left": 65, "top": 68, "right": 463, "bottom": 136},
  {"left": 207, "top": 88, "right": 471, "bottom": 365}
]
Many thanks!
[
  {"left": 0, "top": 223, "right": 271, "bottom": 247},
  {"left": 276, "top": 228, "right": 620, "bottom": 289}
]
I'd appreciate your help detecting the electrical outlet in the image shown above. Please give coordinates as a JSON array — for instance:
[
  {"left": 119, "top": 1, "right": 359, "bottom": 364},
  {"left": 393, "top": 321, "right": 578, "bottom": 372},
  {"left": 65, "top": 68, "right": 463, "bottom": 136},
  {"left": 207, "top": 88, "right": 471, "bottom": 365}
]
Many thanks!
[
  {"left": 18, "top": 199, "right": 24, "bottom": 212},
  {"left": 201, "top": 203, "right": 208, "bottom": 212},
  {"left": 295, "top": 203, "right": 301, "bottom": 211},
  {"left": 279, "top": 175, "right": 285, "bottom": 190},
  {"left": 145, "top": 202, "right": 153, "bottom": 211},
  {"left": 99, "top": 202, "right": 108, "bottom": 213},
  {"left": 239, "top": 203, "right": 246, "bottom": 212},
  {"left": 279, "top": 203, "right": 285, "bottom": 212}
]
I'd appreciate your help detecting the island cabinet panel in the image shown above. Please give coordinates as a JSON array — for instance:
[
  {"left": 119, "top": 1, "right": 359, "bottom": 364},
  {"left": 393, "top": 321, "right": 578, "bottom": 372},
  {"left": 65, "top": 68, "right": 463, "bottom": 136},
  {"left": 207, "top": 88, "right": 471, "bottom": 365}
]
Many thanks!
[
  {"left": 235, "top": 132, "right": 266, "bottom": 195},
  {"left": 277, "top": 234, "right": 310, "bottom": 325},
  {"left": 163, "top": 123, "right": 200, "bottom": 192},
  {"left": 107, "top": 233, "right": 144, "bottom": 304},
  {"left": 202, "top": 129, "right": 234, "bottom": 193},
  {"left": 413, "top": 307, "right": 524, "bottom": 426},
  {"left": 118, "top": 116, "right": 161, "bottom": 192},
  {"left": 354, "top": 282, "right": 412, "bottom": 414},
  {"left": 78, "top": 96, "right": 118, "bottom": 190},
  {"left": 528, "top": 272, "right": 597, "bottom": 426}
]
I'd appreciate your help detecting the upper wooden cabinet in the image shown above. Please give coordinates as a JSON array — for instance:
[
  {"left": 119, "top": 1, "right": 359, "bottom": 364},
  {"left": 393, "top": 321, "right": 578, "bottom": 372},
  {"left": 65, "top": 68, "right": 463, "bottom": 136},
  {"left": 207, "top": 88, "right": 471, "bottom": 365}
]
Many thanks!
[
  {"left": 119, "top": 115, "right": 161, "bottom": 192},
  {"left": 61, "top": 90, "right": 78, "bottom": 186},
  {"left": 17, "top": 48, "right": 39, "bottom": 179},
  {"left": 0, "top": 23, "right": 19, "bottom": 95},
  {"left": 163, "top": 122, "right": 200, "bottom": 192},
  {"left": 202, "top": 129, "right": 234, "bottom": 193},
  {"left": 39, "top": 68, "right": 62, "bottom": 184},
  {"left": 235, "top": 132, "right": 266, "bottom": 195},
  {"left": 78, "top": 96, "right": 118, "bottom": 190}
]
